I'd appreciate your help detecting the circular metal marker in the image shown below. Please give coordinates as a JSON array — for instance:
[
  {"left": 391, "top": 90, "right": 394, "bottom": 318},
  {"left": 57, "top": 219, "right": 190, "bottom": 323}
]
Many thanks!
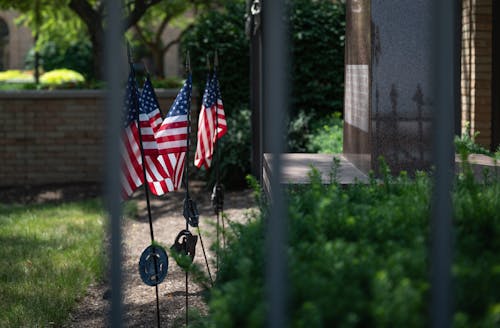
[
  {"left": 170, "top": 229, "right": 198, "bottom": 263},
  {"left": 138, "top": 245, "right": 169, "bottom": 286}
]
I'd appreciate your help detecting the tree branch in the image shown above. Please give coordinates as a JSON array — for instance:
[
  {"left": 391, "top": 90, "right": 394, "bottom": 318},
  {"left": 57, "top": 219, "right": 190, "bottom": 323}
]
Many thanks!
[
  {"left": 161, "top": 23, "right": 195, "bottom": 53},
  {"left": 68, "top": 0, "right": 103, "bottom": 37},
  {"left": 124, "top": 0, "right": 162, "bottom": 30},
  {"left": 154, "top": 14, "right": 172, "bottom": 45},
  {"left": 134, "top": 23, "right": 155, "bottom": 49}
]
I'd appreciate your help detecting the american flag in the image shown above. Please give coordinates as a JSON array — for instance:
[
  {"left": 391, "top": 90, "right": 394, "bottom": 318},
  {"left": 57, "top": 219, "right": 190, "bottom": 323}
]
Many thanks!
[
  {"left": 212, "top": 71, "right": 227, "bottom": 139},
  {"left": 120, "top": 70, "right": 144, "bottom": 199},
  {"left": 156, "top": 75, "right": 191, "bottom": 154},
  {"left": 140, "top": 77, "right": 163, "bottom": 133},
  {"left": 139, "top": 77, "right": 175, "bottom": 196},
  {"left": 155, "top": 74, "right": 192, "bottom": 189},
  {"left": 194, "top": 71, "right": 227, "bottom": 169}
]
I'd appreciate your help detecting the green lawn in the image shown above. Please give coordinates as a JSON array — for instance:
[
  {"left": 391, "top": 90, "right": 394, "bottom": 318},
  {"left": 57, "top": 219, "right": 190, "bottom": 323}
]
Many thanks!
[{"left": 0, "top": 200, "right": 105, "bottom": 327}]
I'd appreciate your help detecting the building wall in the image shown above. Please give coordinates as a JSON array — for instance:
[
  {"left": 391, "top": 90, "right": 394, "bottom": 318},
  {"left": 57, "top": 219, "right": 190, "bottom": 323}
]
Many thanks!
[
  {"left": 461, "top": 0, "right": 493, "bottom": 148},
  {"left": 0, "top": 10, "right": 183, "bottom": 77},
  {"left": 0, "top": 90, "right": 198, "bottom": 187},
  {"left": 163, "top": 25, "right": 182, "bottom": 77},
  {"left": 0, "top": 10, "right": 33, "bottom": 70}
]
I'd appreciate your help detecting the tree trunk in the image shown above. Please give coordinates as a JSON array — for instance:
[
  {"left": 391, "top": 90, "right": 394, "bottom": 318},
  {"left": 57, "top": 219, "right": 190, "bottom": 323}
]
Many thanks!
[
  {"left": 68, "top": 0, "right": 105, "bottom": 80},
  {"left": 69, "top": 0, "right": 163, "bottom": 80},
  {"left": 89, "top": 27, "right": 105, "bottom": 80},
  {"left": 151, "top": 46, "right": 165, "bottom": 78}
]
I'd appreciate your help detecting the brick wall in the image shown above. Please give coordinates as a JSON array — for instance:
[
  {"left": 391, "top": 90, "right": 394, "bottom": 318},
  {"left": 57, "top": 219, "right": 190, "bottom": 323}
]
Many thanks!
[
  {"left": 0, "top": 89, "right": 198, "bottom": 187},
  {"left": 461, "top": 0, "right": 492, "bottom": 148}
]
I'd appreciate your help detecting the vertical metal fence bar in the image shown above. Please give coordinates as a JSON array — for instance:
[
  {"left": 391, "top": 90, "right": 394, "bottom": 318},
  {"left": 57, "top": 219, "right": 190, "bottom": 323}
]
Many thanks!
[
  {"left": 250, "top": 9, "right": 263, "bottom": 182},
  {"left": 262, "top": 0, "right": 289, "bottom": 327},
  {"left": 431, "top": 1, "right": 458, "bottom": 327},
  {"left": 454, "top": 0, "right": 463, "bottom": 136},
  {"left": 104, "top": 0, "right": 125, "bottom": 326}
]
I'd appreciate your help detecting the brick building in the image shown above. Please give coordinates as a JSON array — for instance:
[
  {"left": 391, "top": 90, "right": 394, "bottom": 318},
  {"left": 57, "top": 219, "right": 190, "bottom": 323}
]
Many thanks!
[
  {"left": 0, "top": 10, "right": 183, "bottom": 77},
  {"left": 0, "top": 10, "right": 33, "bottom": 70},
  {"left": 461, "top": 0, "right": 498, "bottom": 151}
]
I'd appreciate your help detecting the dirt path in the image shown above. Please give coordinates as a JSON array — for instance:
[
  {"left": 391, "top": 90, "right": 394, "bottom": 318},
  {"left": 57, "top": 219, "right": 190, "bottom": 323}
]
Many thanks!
[{"left": 67, "top": 182, "right": 257, "bottom": 327}]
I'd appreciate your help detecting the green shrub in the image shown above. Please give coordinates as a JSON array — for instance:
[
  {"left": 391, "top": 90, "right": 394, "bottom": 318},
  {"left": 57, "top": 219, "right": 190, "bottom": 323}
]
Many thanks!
[
  {"left": 308, "top": 112, "right": 343, "bottom": 153},
  {"left": 193, "top": 106, "right": 252, "bottom": 189},
  {"left": 0, "top": 70, "right": 35, "bottom": 84},
  {"left": 455, "top": 123, "right": 492, "bottom": 156},
  {"left": 288, "top": 111, "right": 343, "bottom": 153},
  {"left": 180, "top": 1, "right": 249, "bottom": 112},
  {"left": 182, "top": 0, "right": 347, "bottom": 167},
  {"left": 150, "top": 77, "right": 183, "bottom": 89},
  {"left": 25, "top": 40, "right": 93, "bottom": 80},
  {"left": 286, "top": 0, "right": 346, "bottom": 151},
  {"left": 207, "top": 165, "right": 500, "bottom": 326},
  {"left": 290, "top": 0, "right": 345, "bottom": 117},
  {"left": 0, "top": 83, "right": 38, "bottom": 91},
  {"left": 40, "top": 69, "right": 85, "bottom": 88},
  {"left": 181, "top": 2, "right": 251, "bottom": 188},
  {"left": 287, "top": 110, "right": 316, "bottom": 152}
]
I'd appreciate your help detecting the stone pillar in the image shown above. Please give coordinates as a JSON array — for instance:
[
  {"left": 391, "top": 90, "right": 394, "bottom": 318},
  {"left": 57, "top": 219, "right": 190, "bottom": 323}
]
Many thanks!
[
  {"left": 343, "top": 0, "right": 371, "bottom": 173},
  {"left": 343, "top": 0, "right": 436, "bottom": 175}
]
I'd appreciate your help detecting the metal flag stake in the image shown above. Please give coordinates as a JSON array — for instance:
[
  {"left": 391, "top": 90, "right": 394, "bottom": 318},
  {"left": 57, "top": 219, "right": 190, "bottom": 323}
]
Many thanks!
[
  {"left": 128, "top": 44, "right": 164, "bottom": 328},
  {"left": 213, "top": 50, "right": 227, "bottom": 260}
]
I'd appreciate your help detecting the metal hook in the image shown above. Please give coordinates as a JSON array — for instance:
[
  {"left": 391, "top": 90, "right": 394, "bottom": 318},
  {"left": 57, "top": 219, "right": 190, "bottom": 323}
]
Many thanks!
[
  {"left": 206, "top": 54, "right": 211, "bottom": 71},
  {"left": 126, "top": 41, "right": 133, "bottom": 64},
  {"left": 251, "top": 0, "right": 261, "bottom": 15}
]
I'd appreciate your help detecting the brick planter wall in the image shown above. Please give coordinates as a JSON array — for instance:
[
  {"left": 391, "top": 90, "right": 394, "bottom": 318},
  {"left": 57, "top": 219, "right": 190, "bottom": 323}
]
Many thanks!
[{"left": 0, "top": 90, "right": 198, "bottom": 187}]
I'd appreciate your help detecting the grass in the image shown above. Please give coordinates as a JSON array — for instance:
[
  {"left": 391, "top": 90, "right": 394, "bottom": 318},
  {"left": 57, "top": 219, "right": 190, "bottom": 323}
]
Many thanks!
[{"left": 0, "top": 199, "right": 105, "bottom": 327}]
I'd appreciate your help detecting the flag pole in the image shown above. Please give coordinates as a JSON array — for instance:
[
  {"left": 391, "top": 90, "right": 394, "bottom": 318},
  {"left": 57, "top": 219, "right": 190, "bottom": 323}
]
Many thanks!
[
  {"left": 207, "top": 52, "right": 220, "bottom": 272},
  {"left": 142, "top": 60, "right": 164, "bottom": 118},
  {"left": 213, "top": 50, "right": 226, "bottom": 249},
  {"left": 128, "top": 43, "right": 162, "bottom": 328}
]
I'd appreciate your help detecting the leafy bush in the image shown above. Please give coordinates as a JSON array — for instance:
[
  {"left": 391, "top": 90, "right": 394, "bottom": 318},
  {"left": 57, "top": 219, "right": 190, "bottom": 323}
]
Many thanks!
[
  {"left": 180, "top": 1, "right": 249, "bottom": 112},
  {"left": 181, "top": 0, "right": 346, "bottom": 166},
  {"left": 288, "top": 111, "right": 343, "bottom": 153},
  {"left": 25, "top": 40, "right": 93, "bottom": 80},
  {"left": 286, "top": 0, "right": 345, "bottom": 151},
  {"left": 455, "top": 122, "right": 492, "bottom": 156},
  {"left": 308, "top": 112, "right": 343, "bottom": 153},
  {"left": 0, "top": 83, "right": 38, "bottom": 91},
  {"left": 40, "top": 69, "right": 85, "bottom": 88},
  {"left": 181, "top": 1, "right": 251, "bottom": 188},
  {"left": 207, "top": 163, "right": 500, "bottom": 326},
  {"left": 0, "top": 70, "right": 35, "bottom": 84},
  {"left": 150, "top": 77, "right": 183, "bottom": 89},
  {"left": 194, "top": 106, "right": 252, "bottom": 189},
  {"left": 0, "top": 68, "right": 87, "bottom": 90},
  {"left": 287, "top": 110, "right": 316, "bottom": 152},
  {"left": 290, "top": 0, "right": 345, "bottom": 117}
]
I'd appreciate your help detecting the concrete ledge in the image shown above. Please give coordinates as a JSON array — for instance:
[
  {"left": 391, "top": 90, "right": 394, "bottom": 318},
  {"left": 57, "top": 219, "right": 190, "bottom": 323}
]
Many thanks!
[
  {"left": 456, "top": 154, "right": 500, "bottom": 179},
  {"left": 0, "top": 89, "right": 181, "bottom": 99},
  {"left": 263, "top": 153, "right": 500, "bottom": 193},
  {"left": 263, "top": 153, "right": 369, "bottom": 191}
]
